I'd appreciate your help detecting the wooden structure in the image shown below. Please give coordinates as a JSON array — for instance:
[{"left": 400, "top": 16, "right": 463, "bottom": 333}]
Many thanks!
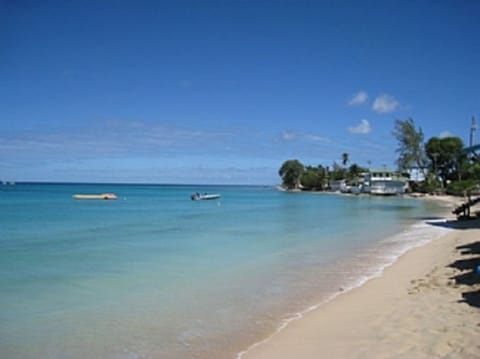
[{"left": 452, "top": 183, "right": 480, "bottom": 219}]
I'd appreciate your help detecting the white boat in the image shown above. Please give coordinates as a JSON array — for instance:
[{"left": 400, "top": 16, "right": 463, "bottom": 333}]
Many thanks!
[
  {"left": 191, "top": 193, "right": 221, "bottom": 200},
  {"left": 73, "top": 193, "right": 117, "bottom": 200}
]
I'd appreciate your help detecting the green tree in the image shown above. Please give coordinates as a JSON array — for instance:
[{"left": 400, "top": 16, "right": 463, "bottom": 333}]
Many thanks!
[
  {"left": 462, "top": 160, "right": 480, "bottom": 181},
  {"left": 425, "top": 136, "right": 464, "bottom": 187},
  {"left": 330, "top": 161, "right": 347, "bottom": 181},
  {"left": 392, "top": 118, "right": 427, "bottom": 175},
  {"left": 301, "top": 165, "right": 327, "bottom": 190},
  {"left": 279, "top": 159, "right": 305, "bottom": 189},
  {"left": 347, "top": 163, "right": 366, "bottom": 181}
]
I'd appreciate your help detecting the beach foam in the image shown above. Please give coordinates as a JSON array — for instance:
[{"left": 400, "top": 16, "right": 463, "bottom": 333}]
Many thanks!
[{"left": 241, "top": 214, "right": 480, "bottom": 359}]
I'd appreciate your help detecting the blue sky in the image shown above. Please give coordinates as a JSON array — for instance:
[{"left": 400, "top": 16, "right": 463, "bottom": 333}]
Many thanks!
[{"left": 1, "top": 0, "right": 479, "bottom": 184}]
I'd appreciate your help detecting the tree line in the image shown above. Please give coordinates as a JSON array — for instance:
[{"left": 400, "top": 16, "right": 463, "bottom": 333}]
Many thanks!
[
  {"left": 279, "top": 118, "right": 479, "bottom": 195},
  {"left": 278, "top": 159, "right": 368, "bottom": 191}
]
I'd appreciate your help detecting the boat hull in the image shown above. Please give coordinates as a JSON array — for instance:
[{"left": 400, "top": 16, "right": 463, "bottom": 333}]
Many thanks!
[{"left": 73, "top": 193, "right": 117, "bottom": 200}]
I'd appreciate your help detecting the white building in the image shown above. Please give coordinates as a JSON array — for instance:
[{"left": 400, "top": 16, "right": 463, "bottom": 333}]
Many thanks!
[{"left": 363, "top": 169, "right": 408, "bottom": 195}]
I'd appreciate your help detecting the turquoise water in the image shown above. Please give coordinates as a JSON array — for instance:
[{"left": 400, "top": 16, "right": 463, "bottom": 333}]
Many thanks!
[{"left": 0, "top": 183, "right": 448, "bottom": 358}]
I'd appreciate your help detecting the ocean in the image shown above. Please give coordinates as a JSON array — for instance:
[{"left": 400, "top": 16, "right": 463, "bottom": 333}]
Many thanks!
[{"left": 0, "top": 183, "right": 450, "bottom": 359}]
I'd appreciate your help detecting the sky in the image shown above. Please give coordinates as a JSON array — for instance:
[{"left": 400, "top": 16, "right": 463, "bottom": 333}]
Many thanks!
[{"left": 1, "top": 0, "right": 479, "bottom": 184}]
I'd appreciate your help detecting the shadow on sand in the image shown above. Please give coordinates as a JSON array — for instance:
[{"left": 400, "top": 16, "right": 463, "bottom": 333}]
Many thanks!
[
  {"left": 426, "top": 217, "right": 480, "bottom": 230},
  {"left": 425, "top": 218, "right": 480, "bottom": 308},
  {"left": 448, "top": 239, "right": 480, "bottom": 308}
]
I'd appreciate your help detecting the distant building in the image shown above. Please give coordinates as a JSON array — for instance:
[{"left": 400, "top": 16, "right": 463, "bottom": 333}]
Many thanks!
[
  {"left": 329, "top": 169, "right": 408, "bottom": 195},
  {"left": 329, "top": 179, "right": 348, "bottom": 192},
  {"left": 364, "top": 169, "right": 409, "bottom": 195}
]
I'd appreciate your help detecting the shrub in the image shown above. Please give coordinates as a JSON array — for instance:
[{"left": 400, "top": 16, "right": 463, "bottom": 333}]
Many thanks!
[{"left": 446, "top": 179, "right": 478, "bottom": 196}]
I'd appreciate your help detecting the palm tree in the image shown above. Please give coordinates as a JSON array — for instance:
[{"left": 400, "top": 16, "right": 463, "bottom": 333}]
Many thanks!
[{"left": 342, "top": 153, "right": 349, "bottom": 167}]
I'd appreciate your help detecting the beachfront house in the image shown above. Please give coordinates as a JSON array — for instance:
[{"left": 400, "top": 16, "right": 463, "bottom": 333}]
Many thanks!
[{"left": 363, "top": 169, "right": 409, "bottom": 195}]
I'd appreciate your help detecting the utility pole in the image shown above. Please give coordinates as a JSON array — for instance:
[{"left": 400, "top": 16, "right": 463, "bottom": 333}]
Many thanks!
[{"left": 470, "top": 115, "right": 477, "bottom": 147}]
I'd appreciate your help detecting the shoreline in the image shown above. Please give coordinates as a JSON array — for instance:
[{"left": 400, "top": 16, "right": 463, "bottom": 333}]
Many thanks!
[
  {"left": 238, "top": 196, "right": 480, "bottom": 359},
  {"left": 236, "top": 219, "right": 451, "bottom": 359}
]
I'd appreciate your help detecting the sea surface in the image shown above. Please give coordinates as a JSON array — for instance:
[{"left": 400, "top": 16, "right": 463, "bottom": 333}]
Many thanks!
[{"left": 0, "top": 183, "right": 450, "bottom": 359}]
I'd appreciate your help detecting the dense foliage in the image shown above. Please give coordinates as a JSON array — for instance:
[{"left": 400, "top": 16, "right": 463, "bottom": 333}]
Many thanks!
[
  {"left": 278, "top": 159, "right": 304, "bottom": 189},
  {"left": 279, "top": 156, "right": 367, "bottom": 190},
  {"left": 425, "top": 136, "right": 465, "bottom": 187},
  {"left": 445, "top": 180, "right": 478, "bottom": 196},
  {"left": 300, "top": 165, "right": 327, "bottom": 190}
]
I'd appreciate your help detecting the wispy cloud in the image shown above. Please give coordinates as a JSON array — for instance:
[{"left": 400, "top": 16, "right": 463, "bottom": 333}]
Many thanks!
[
  {"left": 281, "top": 130, "right": 297, "bottom": 141},
  {"left": 280, "top": 130, "right": 332, "bottom": 144},
  {"left": 0, "top": 120, "right": 238, "bottom": 162},
  {"left": 0, "top": 119, "right": 398, "bottom": 183},
  {"left": 305, "top": 134, "right": 332, "bottom": 143},
  {"left": 372, "top": 94, "right": 399, "bottom": 114},
  {"left": 348, "top": 119, "right": 371, "bottom": 134},
  {"left": 348, "top": 91, "right": 369, "bottom": 106}
]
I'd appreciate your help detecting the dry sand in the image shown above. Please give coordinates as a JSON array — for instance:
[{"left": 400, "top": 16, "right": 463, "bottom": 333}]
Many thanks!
[{"left": 242, "top": 200, "right": 480, "bottom": 359}]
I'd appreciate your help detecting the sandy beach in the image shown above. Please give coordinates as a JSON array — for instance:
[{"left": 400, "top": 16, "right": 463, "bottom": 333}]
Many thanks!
[{"left": 242, "top": 198, "right": 480, "bottom": 359}]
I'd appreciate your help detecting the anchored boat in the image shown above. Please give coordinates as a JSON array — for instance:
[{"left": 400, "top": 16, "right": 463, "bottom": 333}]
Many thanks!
[
  {"left": 191, "top": 193, "right": 221, "bottom": 201},
  {"left": 73, "top": 193, "right": 117, "bottom": 200}
]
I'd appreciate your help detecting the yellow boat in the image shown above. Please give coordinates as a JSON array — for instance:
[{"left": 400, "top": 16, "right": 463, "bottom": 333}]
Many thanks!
[{"left": 73, "top": 193, "right": 117, "bottom": 200}]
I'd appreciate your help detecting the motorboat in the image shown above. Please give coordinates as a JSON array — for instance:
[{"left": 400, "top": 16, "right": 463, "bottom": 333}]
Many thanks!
[{"left": 191, "top": 193, "right": 221, "bottom": 201}]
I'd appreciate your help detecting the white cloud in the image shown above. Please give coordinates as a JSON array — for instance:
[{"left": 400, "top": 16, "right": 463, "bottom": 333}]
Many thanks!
[
  {"left": 348, "top": 91, "right": 369, "bottom": 106},
  {"left": 439, "top": 131, "right": 454, "bottom": 138},
  {"left": 348, "top": 119, "right": 371, "bottom": 134},
  {"left": 281, "top": 130, "right": 297, "bottom": 141},
  {"left": 372, "top": 94, "right": 399, "bottom": 114}
]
